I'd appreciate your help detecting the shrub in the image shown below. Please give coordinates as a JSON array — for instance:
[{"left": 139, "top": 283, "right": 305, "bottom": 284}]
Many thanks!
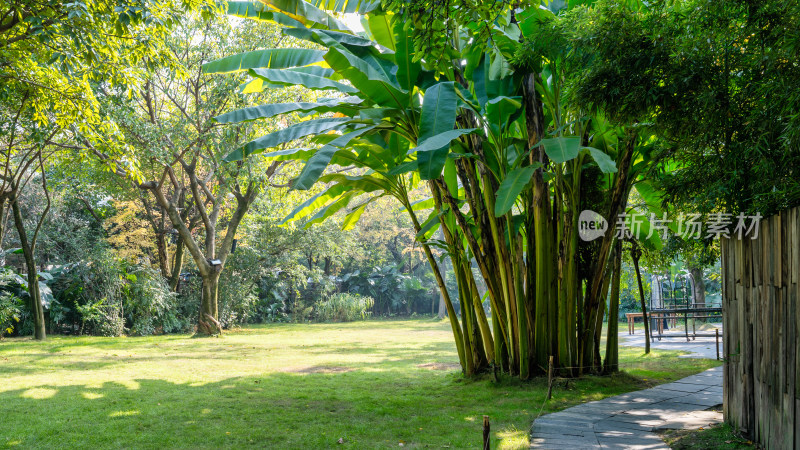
[
  {"left": 48, "top": 247, "right": 193, "bottom": 336},
  {"left": 218, "top": 247, "right": 262, "bottom": 328},
  {"left": 0, "top": 292, "right": 22, "bottom": 339},
  {"left": 75, "top": 297, "right": 125, "bottom": 337},
  {"left": 49, "top": 250, "right": 126, "bottom": 336},
  {"left": 316, "top": 293, "right": 374, "bottom": 322},
  {"left": 254, "top": 271, "right": 290, "bottom": 323},
  {"left": 123, "top": 266, "right": 191, "bottom": 335}
]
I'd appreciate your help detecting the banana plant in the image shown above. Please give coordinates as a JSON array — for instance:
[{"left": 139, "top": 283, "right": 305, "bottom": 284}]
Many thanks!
[{"left": 207, "top": 0, "right": 661, "bottom": 378}]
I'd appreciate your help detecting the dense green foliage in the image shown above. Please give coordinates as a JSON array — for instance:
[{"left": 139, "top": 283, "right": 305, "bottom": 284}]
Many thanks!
[
  {"left": 1, "top": 176, "right": 442, "bottom": 337},
  {"left": 554, "top": 0, "right": 800, "bottom": 215},
  {"left": 0, "top": 1, "right": 784, "bottom": 446}
]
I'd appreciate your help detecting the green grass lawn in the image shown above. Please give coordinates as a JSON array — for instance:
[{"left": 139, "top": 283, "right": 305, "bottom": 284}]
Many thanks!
[{"left": 0, "top": 319, "right": 720, "bottom": 449}]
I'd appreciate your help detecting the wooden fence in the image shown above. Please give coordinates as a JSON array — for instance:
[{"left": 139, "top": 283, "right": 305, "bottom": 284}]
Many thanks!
[{"left": 722, "top": 206, "right": 800, "bottom": 449}]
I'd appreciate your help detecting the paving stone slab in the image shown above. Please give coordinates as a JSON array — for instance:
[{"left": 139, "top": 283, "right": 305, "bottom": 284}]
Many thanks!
[
  {"left": 570, "top": 403, "right": 630, "bottom": 413},
  {"left": 598, "top": 440, "right": 669, "bottom": 449},
  {"left": 678, "top": 399, "right": 722, "bottom": 408},
  {"left": 649, "top": 382, "right": 711, "bottom": 393},
  {"left": 593, "top": 429, "right": 653, "bottom": 440},
  {"left": 596, "top": 431, "right": 666, "bottom": 441},
  {"left": 655, "top": 410, "right": 723, "bottom": 430},
  {"left": 531, "top": 437, "right": 600, "bottom": 446},
  {"left": 618, "top": 407, "right": 687, "bottom": 419},
  {"left": 535, "top": 413, "right": 599, "bottom": 425},
  {"left": 531, "top": 432, "right": 595, "bottom": 441},
  {"left": 531, "top": 424, "right": 592, "bottom": 436},
  {"left": 593, "top": 419, "right": 654, "bottom": 433},
  {"left": 532, "top": 418, "right": 595, "bottom": 427},
  {"left": 623, "top": 389, "right": 684, "bottom": 401},
  {"left": 609, "top": 416, "right": 665, "bottom": 428},
  {"left": 650, "top": 400, "right": 710, "bottom": 414},
  {"left": 673, "top": 374, "right": 722, "bottom": 386},
  {"left": 531, "top": 440, "right": 600, "bottom": 450},
  {"left": 699, "top": 386, "right": 723, "bottom": 394}
]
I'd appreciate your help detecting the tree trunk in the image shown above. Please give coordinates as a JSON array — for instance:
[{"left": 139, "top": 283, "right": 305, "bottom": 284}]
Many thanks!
[
  {"left": 324, "top": 257, "right": 332, "bottom": 276},
  {"left": 198, "top": 271, "right": 222, "bottom": 335},
  {"left": 631, "top": 243, "right": 650, "bottom": 354},
  {"left": 580, "top": 133, "right": 636, "bottom": 372},
  {"left": 604, "top": 240, "right": 622, "bottom": 373},
  {"left": 437, "top": 293, "right": 447, "bottom": 318},
  {"left": 169, "top": 239, "right": 184, "bottom": 292},
  {"left": 690, "top": 266, "right": 705, "bottom": 308},
  {"left": 155, "top": 231, "right": 170, "bottom": 280},
  {"left": 10, "top": 195, "right": 45, "bottom": 340}
]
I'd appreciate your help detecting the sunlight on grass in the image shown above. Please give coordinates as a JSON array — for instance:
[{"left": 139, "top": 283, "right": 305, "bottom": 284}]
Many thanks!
[
  {"left": 109, "top": 410, "right": 140, "bottom": 418},
  {"left": 496, "top": 427, "right": 528, "bottom": 450},
  {"left": 81, "top": 392, "right": 104, "bottom": 400},
  {"left": 20, "top": 388, "right": 57, "bottom": 399},
  {"left": 0, "top": 319, "right": 719, "bottom": 448}
]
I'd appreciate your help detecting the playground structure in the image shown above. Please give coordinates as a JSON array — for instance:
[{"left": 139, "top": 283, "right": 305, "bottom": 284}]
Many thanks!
[{"left": 648, "top": 271, "right": 722, "bottom": 342}]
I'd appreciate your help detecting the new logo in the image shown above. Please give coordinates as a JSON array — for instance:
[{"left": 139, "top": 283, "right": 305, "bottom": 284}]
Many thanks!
[{"left": 579, "top": 210, "right": 608, "bottom": 241}]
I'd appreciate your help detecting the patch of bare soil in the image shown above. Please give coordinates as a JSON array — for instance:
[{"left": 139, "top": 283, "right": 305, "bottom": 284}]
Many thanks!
[
  {"left": 287, "top": 365, "right": 355, "bottom": 374},
  {"left": 416, "top": 362, "right": 461, "bottom": 371}
]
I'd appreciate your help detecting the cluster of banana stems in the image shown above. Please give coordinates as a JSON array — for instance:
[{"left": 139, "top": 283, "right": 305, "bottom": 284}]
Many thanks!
[{"left": 409, "top": 75, "right": 637, "bottom": 378}]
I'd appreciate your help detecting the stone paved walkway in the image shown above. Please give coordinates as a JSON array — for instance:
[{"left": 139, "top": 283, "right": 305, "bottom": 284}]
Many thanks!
[{"left": 530, "top": 367, "right": 723, "bottom": 449}]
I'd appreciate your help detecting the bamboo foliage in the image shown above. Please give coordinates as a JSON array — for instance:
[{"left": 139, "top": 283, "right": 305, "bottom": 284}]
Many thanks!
[{"left": 207, "top": 0, "right": 662, "bottom": 376}]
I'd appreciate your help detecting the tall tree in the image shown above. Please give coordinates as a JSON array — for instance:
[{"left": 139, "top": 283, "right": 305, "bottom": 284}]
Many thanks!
[
  {"left": 0, "top": 92, "right": 55, "bottom": 339},
  {"left": 98, "top": 14, "right": 295, "bottom": 335}
]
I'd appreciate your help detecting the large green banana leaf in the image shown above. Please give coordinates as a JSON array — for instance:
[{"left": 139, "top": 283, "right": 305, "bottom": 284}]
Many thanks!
[{"left": 202, "top": 48, "right": 325, "bottom": 74}]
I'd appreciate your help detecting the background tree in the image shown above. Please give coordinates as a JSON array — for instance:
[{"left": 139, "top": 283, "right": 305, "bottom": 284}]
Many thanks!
[
  {"left": 0, "top": 0, "right": 210, "bottom": 340},
  {"left": 97, "top": 14, "right": 298, "bottom": 335}
]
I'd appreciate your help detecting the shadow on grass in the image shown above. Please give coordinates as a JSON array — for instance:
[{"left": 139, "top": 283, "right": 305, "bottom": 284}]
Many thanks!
[
  {"left": 0, "top": 363, "right": 715, "bottom": 449},
  {"left": 0, "top": 367, "right": 540, "bottom": 449}
]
